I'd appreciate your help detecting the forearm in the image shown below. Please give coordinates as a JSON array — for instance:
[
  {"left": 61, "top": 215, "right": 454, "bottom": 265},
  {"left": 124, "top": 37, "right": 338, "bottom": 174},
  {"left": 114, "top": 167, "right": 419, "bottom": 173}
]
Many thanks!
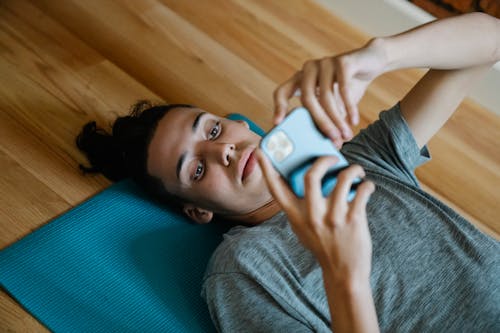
[
  {"left": 378, "top": 12, "right": 500, "bottom": 72},
  {"left": 322, "top": 268, "right": 379, "bottom": 333}
]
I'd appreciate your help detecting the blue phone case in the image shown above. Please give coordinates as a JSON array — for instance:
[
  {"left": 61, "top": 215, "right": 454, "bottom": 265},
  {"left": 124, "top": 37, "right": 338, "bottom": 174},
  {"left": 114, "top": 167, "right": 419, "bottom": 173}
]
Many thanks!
[{"left": 260, "top": 107, "right": 360, "bottom": 201}]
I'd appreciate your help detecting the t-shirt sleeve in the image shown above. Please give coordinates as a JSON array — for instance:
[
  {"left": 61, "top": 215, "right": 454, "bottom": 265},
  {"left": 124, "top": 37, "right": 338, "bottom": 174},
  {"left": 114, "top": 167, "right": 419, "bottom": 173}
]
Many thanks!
[
  {"left": 342, "top": 102, "right": 431, "bottom": 187},
  {"left": 202, "top": 273, "right": 312, "bottom": 333}
]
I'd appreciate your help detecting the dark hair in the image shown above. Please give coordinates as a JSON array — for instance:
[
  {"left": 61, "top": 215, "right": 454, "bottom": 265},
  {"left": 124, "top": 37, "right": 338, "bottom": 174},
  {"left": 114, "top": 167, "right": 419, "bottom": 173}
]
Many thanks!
[{"left": 76, "top": 100, "right": 193, "bottom": 207}]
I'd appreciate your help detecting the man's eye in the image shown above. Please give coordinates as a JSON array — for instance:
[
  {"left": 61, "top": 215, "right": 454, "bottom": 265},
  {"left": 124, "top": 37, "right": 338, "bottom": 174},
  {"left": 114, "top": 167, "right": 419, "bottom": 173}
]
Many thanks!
[
  {"left": 193, "top": 161, "right": 204, "bottom": 181},
  {"left": 208, "top": 121, "right": 221, "bottom": 140}
]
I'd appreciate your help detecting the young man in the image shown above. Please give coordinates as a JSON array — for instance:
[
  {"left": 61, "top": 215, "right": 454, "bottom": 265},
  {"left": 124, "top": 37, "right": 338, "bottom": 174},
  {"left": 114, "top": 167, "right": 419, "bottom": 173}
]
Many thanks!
[
  {"left": 194, "top": 14, "right": 500, "bottom": 332},
  {"left": 145, "top": 13, "right": 499, "bottom": 332}
]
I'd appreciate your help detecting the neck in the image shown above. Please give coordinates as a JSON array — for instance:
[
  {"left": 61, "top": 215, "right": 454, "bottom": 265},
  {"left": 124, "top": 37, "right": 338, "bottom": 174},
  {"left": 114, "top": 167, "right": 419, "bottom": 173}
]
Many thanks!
[{"left": 223, "top": 198, "right": 281, "bottom": 226}]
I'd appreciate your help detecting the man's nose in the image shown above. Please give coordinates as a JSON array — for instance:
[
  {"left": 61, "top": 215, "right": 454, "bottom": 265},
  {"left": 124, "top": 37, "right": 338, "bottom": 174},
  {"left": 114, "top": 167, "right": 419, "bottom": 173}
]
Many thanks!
[{"left": 204, "top": 142, "right": 235, "bottom": 166}]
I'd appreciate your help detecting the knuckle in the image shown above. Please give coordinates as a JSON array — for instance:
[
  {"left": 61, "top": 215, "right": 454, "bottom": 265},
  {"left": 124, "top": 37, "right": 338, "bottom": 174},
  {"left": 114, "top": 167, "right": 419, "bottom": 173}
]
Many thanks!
[
  {"left": 308, "top": 213, "right": 321, "bottom": 227},
  {"left": 310, "top": 223, "right": 323, "bottom": 238},
  {"left": 347, "top": 210, "right": 362, "bottom": 223},
  {"left": 352, "top": 164, "right": 364, "bottom": 173},
  {"left": 284, "top": 203, "right": 297, "bottom": 214},
  {"left": 321, "top": 155, "right": 337, "bottom": 164},
  {"left": 338, "top": 82, "right": 348, "bottom": 93},
  {"left": 319, "top": 57, "right": 332, "bottom": 68},
  {"left": 337, "top": 169, "right": 350, "bottom": 183},
  {"left": 328, "top": 211, "right": 344, "bottom": 227},
  {"left": 367, "top": 181, "right": 376, "bottom": 191},
  {"left": 338, "top": 165, "right": 361, "bottom": 184},
  {"left": 326, "top": 109, "right": 341, "bottom": 122},
  {"left": 303, "top": 91, "right": 314, "bottom": 100},
  {"left": 302, "top": 95, "right": 317, "bottom": 106},
  {"left": 304, "top": 168, "right": 319, "bottom": 186},
  {"left": 292, "top": 70, "right": 303, "bottom": 83},
  {"left": 343, "top": 164, "right": 364, "bottom": 178},
  {"left": 336, "top": 55, "right": 346, "bottom": 67},
  {"left": 328, "top": 155, "right": 340, "bottom": 164},
  {"left": 318, "top": 92, "right": 331, "bottom": 106},
  {"left": 320, "top": 123, "right": 335, "bottom": 136},
  {"left": 336, "top": 55, "right": 350, "bottom": 70},
  {"left": 360, "top": 180, "right": 375, "bottom": 193},
  {"left": 303, "top": 60, "right": 315, "bottom": 70},
  {"left": 273, "top": 88, "right": 281, "bottom": 99},
  {"left": 320, "top": 56, "right": 330, "bottom": 64}
]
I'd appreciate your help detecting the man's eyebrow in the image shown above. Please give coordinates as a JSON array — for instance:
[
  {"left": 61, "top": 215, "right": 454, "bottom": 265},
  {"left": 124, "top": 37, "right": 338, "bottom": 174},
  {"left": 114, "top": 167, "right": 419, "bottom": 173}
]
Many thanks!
[
  {"left": 192, "top": 111, "right": 206, "bottom": 131},
  {"left": 176, "top": 112, "right": 207, "bottom": 181}
]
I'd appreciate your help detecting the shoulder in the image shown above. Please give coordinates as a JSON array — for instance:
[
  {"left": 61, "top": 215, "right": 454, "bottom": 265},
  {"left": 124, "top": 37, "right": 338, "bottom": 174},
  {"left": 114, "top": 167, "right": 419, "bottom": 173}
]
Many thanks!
[
  {"left": 204, "top": 213, "right": 287, "bottom": 275},
  {"left": 203, "top": 212, "right": 312, "bottom": 279},
  {"left": 341, "top": 102, "right": 431, "bottom": 186},
  {"left": 201, "top": 214, "right": 324, "bottom": 331}
]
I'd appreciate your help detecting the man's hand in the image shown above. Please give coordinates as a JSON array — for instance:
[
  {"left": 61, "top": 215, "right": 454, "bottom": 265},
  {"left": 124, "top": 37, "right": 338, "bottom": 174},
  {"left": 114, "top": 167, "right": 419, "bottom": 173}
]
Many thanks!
[
  {"left": 256, "top": 151, "right": 379, "bottom": 332},
  {"left": 273, "top": 39, "right": 387, "bottom": 147},
  {"left": 256, "top": 151, "right": 375, "bottom": 283}
]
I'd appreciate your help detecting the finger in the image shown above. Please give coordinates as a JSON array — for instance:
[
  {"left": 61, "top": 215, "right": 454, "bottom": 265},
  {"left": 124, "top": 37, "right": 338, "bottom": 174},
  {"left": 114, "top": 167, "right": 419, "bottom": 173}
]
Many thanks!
[
  {"left": 332, "top": 82, "right": 347, "bottom": 119},
  {"left": 328, "top": 164, "right": 366, "bottom": 219},
  {"left": 348, "top": 180, "right": 375, "bottom": 223},
  {"left": 303, "top": 156, "right": 339, "bottom": 222},
  {"left": 336, "top": 58, "right": 359, "bottom": 126},
  {"left": 317, "top": 58, "right": 343, "bottom": 146},
  {"left": 273, "top": 71, "right": 302, "bottom": 125},
  {"left": 255, "top": 149, "right": 297, "bottom": 210},
  {"left": 317, "top": 57, "right": 351, "bottom": 140},
  {"left": 301, "top": 61, "right": 341, "bottom": 143},
  {"left": 333, "top": 82, "right": 353, "bottom": 140},
  {"left": 320, "top": 79, "right": 352, "bottom": 142}
]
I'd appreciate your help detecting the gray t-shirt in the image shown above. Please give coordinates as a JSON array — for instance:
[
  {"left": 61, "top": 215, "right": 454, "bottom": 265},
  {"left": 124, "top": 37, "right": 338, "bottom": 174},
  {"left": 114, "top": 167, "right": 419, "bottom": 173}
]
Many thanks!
[{"left": 201, "top": 103, "right": 500, "bottom": 332}]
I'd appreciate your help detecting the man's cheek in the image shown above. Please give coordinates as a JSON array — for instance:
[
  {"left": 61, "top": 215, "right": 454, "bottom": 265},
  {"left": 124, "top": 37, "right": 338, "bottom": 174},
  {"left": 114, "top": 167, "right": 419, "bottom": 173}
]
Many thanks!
[{"left": 202, "top": 178, "right": 230, "bottom": 198}]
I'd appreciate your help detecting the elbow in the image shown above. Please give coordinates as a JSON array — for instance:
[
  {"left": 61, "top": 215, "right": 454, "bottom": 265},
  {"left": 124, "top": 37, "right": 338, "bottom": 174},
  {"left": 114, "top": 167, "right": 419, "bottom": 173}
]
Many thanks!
[{"left": 468, "top": 12, "right": 500, "bottom": 63}]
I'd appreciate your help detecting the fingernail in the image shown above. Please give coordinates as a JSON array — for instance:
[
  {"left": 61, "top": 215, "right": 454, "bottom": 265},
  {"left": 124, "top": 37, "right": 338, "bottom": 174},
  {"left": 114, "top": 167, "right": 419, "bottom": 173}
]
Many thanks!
[
  {"left": 352, "top": 113, "right": 359, "bottom": 126},
  {"left": 273, "top": 115, "right": 281, "bottom": 125},
  {"left": 342, "top": 127, "right": 353, "bottom": 139},
  {"left": 255, "top": 149, "right": 263, "bottom": 159},
  {"left": 330, "top": 155, "right": 340, "bottom": 164},
  {"left": 329, "top": 128, "right": 341, "bottom": 140}
]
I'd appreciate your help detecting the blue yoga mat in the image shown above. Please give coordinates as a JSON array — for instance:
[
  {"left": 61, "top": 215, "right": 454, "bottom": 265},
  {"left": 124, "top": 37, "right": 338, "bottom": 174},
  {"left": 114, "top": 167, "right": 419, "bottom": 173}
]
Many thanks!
[{"left": 0, "top": 114, "right": 265, "bottom": 332}]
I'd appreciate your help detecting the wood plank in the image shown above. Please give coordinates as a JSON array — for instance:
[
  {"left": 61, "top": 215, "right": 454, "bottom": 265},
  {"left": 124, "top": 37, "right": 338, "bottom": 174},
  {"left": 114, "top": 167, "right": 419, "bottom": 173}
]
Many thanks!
[
  {"left": 1, "top": 0, "right": 499, "bottom": 331},
  {"left": 0, "top": 148, "right": 69, "bottom": 248},
  {"left": 34, "top": 0, "right": 276, "bottom": 128},
  {"left": 0, "top": 289, "right": 49, "bottom": 333},
  {"left": 0, "top": 1, "right": 165, "bottom": 329},
  {"left": 417, "top": 101, "right": 500, "bottom": 233},
  {"left": 162, "top": 0, "right": 313, "bottom": 82},
  {"left": 0, "top": 0, "right": 160, "bottom": 205}
]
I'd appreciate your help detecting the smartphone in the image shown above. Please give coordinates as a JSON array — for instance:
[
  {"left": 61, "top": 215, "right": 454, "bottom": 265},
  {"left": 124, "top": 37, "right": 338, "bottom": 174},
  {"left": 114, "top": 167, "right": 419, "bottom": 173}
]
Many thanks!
[{"left": 260, "top": 107, "right": 361, "bottom": 201}]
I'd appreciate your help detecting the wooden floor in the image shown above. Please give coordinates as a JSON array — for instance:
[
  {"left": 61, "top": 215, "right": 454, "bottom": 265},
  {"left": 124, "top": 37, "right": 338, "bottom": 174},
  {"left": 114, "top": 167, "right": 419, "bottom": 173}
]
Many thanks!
[{"left": 1, "top": 0, "right": 499, "bottom": 331}]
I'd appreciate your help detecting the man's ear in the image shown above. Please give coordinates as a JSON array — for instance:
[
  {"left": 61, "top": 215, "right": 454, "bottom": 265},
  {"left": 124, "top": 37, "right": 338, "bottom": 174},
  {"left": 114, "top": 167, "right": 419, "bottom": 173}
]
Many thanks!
[{"left": 183, "top": 203, "right": 214, "bottom": 224}]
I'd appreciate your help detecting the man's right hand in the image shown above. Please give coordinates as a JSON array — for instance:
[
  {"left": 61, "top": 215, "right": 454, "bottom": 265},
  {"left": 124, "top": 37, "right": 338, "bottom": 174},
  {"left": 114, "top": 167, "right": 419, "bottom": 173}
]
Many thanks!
[{"left": 256, "top": 150, "right": 375, "bottom": 284}]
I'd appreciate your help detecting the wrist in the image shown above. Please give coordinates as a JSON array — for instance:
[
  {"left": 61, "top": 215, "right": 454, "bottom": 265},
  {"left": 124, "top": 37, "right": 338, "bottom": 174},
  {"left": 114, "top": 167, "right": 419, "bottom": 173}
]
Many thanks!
[
  {"left": 372, "top": 35, "right": 408, "bottom": 73},
  {"left": 366, "top": 37, "right": 392, "bottom": 74},
  {"left": 320, "top": 263, "right": 371, "bottom": 293}
]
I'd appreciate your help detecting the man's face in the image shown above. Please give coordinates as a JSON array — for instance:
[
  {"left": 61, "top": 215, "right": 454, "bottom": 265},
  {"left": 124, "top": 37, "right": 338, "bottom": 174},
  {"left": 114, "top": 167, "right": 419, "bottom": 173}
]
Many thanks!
[{"left": 147, "top": 107, "right": 272, "bottom": 222}]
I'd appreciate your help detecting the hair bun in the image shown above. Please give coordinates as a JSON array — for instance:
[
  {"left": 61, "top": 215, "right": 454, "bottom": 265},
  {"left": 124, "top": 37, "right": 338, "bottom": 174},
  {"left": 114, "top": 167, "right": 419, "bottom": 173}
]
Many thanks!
[
  {"left": 76, "top": 121, "right": 128, "bottom": 181},
  {"left": 76, "top": 100, "right": 193, "bottom": 195}
]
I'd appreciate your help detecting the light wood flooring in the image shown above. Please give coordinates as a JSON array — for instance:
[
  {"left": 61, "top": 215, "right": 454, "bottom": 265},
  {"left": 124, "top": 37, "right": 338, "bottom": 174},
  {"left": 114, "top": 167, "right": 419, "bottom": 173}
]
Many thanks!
[{"left": 1, "top": 0, "right": 499, "bottom": 331}]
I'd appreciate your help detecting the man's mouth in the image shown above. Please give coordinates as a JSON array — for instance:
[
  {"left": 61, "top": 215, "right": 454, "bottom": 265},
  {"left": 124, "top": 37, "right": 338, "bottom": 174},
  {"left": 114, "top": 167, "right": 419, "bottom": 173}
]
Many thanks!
[{"left": 239, "top": 148, "right": 257, "bottom": 182}]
